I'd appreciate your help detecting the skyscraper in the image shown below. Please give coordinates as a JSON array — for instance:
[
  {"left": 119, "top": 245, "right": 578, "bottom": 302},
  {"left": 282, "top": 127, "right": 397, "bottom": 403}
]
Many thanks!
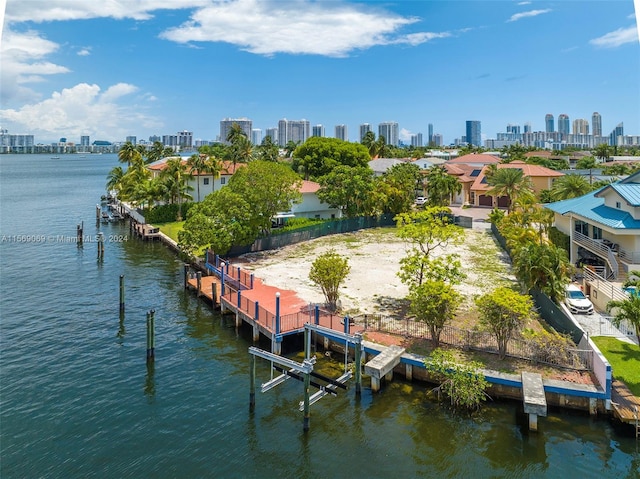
[
  {"left": 126, "top": 136, "right": 137, "bottom": 145},
  {"left": 278, "top": 119, "right": 310, "bottom": 146},
  {"left": 312, "top": 125, "right": 325, "bottom": 137},
  {"left": 558, "top": 114, "right": 570, "bottom": 137},
  {"left": 178, "top": 130, "right": 193, "bottom": 149},
  {"left": 359, "top": 123, "right": 372, "bottom": 142},
  {"left": 334, "top": 124, "right": 348, "bottom": 141},
  {"left": 572, "top": 119, "right": 589, "bottom": 135},
  {"left": 465, "top": 120, "right": 481, "bottom": 147},
  {"left": 265, "top": 128, "right": 278, "bottom": 143},
  {"left": 378, "top": 121, "right": 399, "bottom": 146},
  {"left": 251, "top": 129, "right": 262, "bottom": 145},
  {"left": 545, "top": 114, "right": 554, "bottom": 133},
  {"left": 592, "top": 112, "right": 602, "bottom": 137},
  {"left": 410, "top": 133, "right": 423, "bottom": 147},
  {"left": 220, "top": 118, "right": 252, "bottom": 144},
  {"left": 609, "top": 122, "right": 624, "bottom": 146},
  {"left": 428, "top": 123, "right": 434, "bottom": 145},
  {"left": 80, "top": 135, "right": 90, "bottom": 147},
  {"left": 524, "top": 122, "right": 532, "bottom": 133}
]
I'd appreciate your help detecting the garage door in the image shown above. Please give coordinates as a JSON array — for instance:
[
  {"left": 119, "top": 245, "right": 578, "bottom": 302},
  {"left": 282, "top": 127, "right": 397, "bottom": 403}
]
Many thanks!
[{"left": 478, "top": 195, "right": 493, "bottom": 207}]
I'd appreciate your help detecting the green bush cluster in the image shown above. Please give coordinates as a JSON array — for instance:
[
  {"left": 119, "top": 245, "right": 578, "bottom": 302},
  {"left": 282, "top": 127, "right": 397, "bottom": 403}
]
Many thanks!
[
  {"left": 548, "top": 226, "right": 570, "bottom": 253},
  {"left": 144, "top": 203, "right": 195, "bottom": 223}
]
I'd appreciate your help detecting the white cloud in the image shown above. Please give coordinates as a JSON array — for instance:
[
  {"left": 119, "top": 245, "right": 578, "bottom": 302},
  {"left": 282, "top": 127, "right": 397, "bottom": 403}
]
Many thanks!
[
  {"left": 0, "top": 83, "right": 162, "bottom": 140},
  {"left": 5, "top": 0, "right": 210, "bottom": 23},
  {"left": 507, "top": 9, "right": 552, "bottom": 22},
  {"left": 160, "top": 0, "right": 448, "bottom": 57},
  {"left": 77, "top": 47, "right": 91, "bottom": 56},
  {"left": 0, "top": 28, "right": 70, "bottom": 104},
  {"left": 589, "top": 26, "right": 639, "bottom": 48},
  {"left": 517, "top": 1, "right": 531, "bottom": 5},
  {"left": 400, "top": 128, "right": 413, "bottom": 142}
]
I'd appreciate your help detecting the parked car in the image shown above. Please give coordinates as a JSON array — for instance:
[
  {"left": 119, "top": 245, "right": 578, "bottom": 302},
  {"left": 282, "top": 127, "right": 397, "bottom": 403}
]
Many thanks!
[
  {"left": 564, "top": 284, "right": 594, "bottom": 315},
  {"left": 415, "top": 196, "right": 427, "bottom": 206}
]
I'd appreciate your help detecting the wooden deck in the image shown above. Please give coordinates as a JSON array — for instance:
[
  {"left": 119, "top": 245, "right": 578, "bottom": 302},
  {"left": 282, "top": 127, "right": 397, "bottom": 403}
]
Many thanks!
[
  {"left": 187, "top": 275, "right": 222, "bottom": 305},
  {"left": 133, "top": 223, "right": 161, "bottom": 240},
  {"left": 610, "top": 379, "right": 640, "bottom": 435}
]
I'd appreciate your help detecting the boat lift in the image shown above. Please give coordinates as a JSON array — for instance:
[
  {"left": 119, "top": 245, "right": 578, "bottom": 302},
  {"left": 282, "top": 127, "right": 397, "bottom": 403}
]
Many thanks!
[{"left": 249, "top": 321, "right": 363, "bottom": 431}]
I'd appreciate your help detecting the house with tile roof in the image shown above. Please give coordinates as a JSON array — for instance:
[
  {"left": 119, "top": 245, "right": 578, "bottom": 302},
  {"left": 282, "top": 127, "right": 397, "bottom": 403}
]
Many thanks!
[
  {"left": 469, "top": 160, "right": 564, "bottom": 208},
  {"left": 446, "top": 153, "right": 501, "bottom": 166},
  {"left": 545, "top": 170, "right": 640, "bottom": 283}
]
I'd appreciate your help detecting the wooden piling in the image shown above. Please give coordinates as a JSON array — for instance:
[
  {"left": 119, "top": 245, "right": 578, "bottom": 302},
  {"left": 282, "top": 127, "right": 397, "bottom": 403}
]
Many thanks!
[
  {"left": 119, "top": 275, "right": 125, "bottom": 312},
  {"left": 96, "top": 204, "right": 101, "bottom": 221},
  {"left": 183, "top": 264, "right": 189, "bottom": 290},
  {"left": 97, "top": 232, "right": 104, "bottom": 259},
  {"left": 303, "top": 327, "right": 311, "bottom": 432},
  {"left": 146, "top": 310, "right": 155, "bottom": 363},
  {"left": 249, "top": 353, "right": 256, "bottom": 412},
  {"left": 196, "top": 271, "right": 202, "bottom": 297},
  {"left": 212, "top": 282, "right": 218, "bottom": 308},
  {"left": 77, "top": 221, "right": 83, "bottom": 245}
]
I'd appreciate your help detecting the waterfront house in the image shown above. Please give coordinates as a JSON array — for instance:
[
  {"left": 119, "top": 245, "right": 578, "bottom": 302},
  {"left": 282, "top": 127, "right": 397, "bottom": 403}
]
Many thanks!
[
  {"left": 545, "top": 171, "right": 640, "bottom": 285},
  {"left": 272, "top": 180, "right": 342, "bottom": 226}
]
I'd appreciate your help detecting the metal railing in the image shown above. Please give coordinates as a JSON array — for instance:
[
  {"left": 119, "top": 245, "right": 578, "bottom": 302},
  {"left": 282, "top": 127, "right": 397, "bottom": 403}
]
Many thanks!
[
  {"left": 582, "top": 268, "right": 629, "bottom": 303},
  {"left": 618, "top": 247, "right": 640, "bottom": 265},
  {"left": 573, "top": 231, "right": 617, "bottom": 279}
]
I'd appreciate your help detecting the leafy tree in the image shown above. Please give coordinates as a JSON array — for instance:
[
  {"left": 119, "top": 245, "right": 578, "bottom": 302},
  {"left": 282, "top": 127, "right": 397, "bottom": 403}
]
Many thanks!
[
  {"left": 485, "top": 167, "right": 534, "bottom": 214},
  {"left": 292, "top": 137, "right": 370, "bottom": 180},
  {"left": 409, "top": 280, "right": 461, "bottom": 347},
  {"left": 502, "top": 143, "right": 527, "bottom": 162},
  {"left": 186, "top": 153, "right": 222, "bottom": 202},
  {"left": 160, "top": 157, "right": 193, "bottom": 220},
  {"left": 308, "top": 249, "right": 350, "bottom": 311},
  {"left": 593, "top": 143, "right": 612, "bottom": 163},
  {"left": 511, "top": 241, "right": 572, "bottom": 301},
  {"left": 425, "top": 165, "right": 462, "bottom": 206},
  {"left": 178, "top": 188, "right": 255, "bottom": 257},
  {"left": 284, "top": 140, "right": 299, "bottom": 159},
  {"left": 106, "top": 166, "right": 125, "bottom": 193},
  {"left": 395, "top": 207, "right": 464, "bottom": 289},
  {"left": 227, "top": 134, "right": 253, "bottom": 168},
  {"left": 317, "top": 165, "right": 377, "bottom": 218},
  {"left": 525, "top": 156, "right": 568, "bottom": 170},
  {"left": 601, "top": 163, "right": 631, "bottom": 176},
  {"left": 576, "top": 156, "right": 597, "bottom": 170},
  {"left": 375, "top": 135, "right": 390, "bottom": 158},
  {"left": 146, "top": 141, "right": 168, "bottom": 164},
  {"left": 257, "top": 135, "right": 280, "bottom": 162},
  {"left": 360, "top": 130, "right": 377, "bottom": 158},
  {"left": 118, "top": 141, "right": 140, "bottom": 166},
  {"left": 398, "top": 253, "right": 465, "bottom": 291},
  {"left": 549, "top": 174, "right": 593, "bottom": 201},
  {"left": 425, "top": 349, "right": 489, "bottom": 410},
  {"left": 476, "top": 287, "right": 533, "bottom": 359},
  {"left": 606, "top": 294, "right": 640, "bottom": 339},
  {"left": 375, "top": 162, "right": 421, "bottom": 214},
  {"left": 227, "top": 160, "right": 302, "bottom": 235}
]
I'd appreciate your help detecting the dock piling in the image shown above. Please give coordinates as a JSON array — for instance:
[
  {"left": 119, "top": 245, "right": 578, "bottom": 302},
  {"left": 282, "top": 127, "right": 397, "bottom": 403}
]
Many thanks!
[
  {"left": 97, "top": 232, "right": 104, "bottom": 259},
  {"left": 146, "top": 310, "right": 155, "bottom": 363},
  {"left": 119, "top": 274, "right": 125, "bottom": 312}
]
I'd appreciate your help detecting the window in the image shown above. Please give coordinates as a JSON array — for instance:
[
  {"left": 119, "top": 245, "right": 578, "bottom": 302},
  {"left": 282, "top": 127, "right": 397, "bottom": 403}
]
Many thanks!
[
  {"left": 221, "top": 177, "right": 226, "bottom": 185},
  {"left": 574, "top": 220, "right": 588, "bottom": 235},
  {"left": 616, "top": 201, "right": 621, "bottom": 209},
  {"left": 592, "top": 226, "right": 602, "bottom": 240},
  {"left": 203, "top": 178, "right": 210, "bottom": 185}
]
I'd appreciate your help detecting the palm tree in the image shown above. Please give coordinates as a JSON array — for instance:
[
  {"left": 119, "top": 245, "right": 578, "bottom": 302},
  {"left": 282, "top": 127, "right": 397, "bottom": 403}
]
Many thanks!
[
  {"left": 227, "top": 135, "right": 253, "bottom": 168},
  {"left": 486, "top": 167, "right": 534, "bottom": 214},
  {"left": 226, "top": 122, "right": 247, "bottom": 144},
  {"left": 550, "top": 174, "right": 593, "bottom": 201},
  {"left": 284, "top": 140, "right": 298, "bottom": 159},
  {"left": 146, "top": 141, "right": 166, "bottom": 164},
  {"left": 257, "top": 135, "right": 279, "bottom": 162},
  {"left": 606, "top": 294, "right": 640, "bottom": 339},
  {"left": 375, "top": 135, "right": 389, "bottom": 158},
  {"left": 425, "top": 166, "right": 461, "bottom": 206},
  {"left": 106, "top": 166, "right": 125, "bottom": 195},
  {"left": 160, "top": 158, "right": 193, "bottom": 220},
  {"left": 187, "top": 152, "right": 222, "bottom": 202},
  {"left": 118, "top": 141, "right": 140, "bottom": 166},
  {"left": 594, "top": 143, "right": 612, "bottom": 163},
  {"left": 361, "top": 131, "right": 377, "bottom": 158}
]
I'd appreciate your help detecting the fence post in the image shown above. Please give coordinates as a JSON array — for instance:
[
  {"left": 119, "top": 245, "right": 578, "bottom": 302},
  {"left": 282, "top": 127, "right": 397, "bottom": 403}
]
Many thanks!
[
  {"left": 255, "top": 301, "right": 259, "bottom": 322},
  {"left": 250, "top": 273, "right": 254, "bottom": 289},
  {"left": 275, "top": 292, "right": 281, "bottom": 335},
  {"left": 314, "top": 305, "right": 319, "bottom": 325},
  {"left": 220, "top": 262, "right": 225, "bottom": 297}
]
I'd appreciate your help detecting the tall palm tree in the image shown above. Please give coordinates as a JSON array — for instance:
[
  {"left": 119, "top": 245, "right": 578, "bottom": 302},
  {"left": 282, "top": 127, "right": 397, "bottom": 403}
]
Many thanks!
[
  {"left": 118, "top": 141, "right": 139, "bottom": 166},
  {"left": 227, "top": 135, "right": 253, "bottom": 168},
  {"left": 594, "top": 143, "right": 612, "bottom": 163},
  {"left": 284, "top": 140, "right": 298, "bottom": 159},
  {"left": 106, "top": 166, "right": 125, "bottom": 194},
  {"left": 549, "top": 174, "right": 593, "bottom": 201},
  {"left": 425, "top": 166, "right": 461, "bottom": 206},
  {"left": 160, "top": 158, "right": 193, "bottom": 220},
  {"left": 361, "top": 131, "right": 377, "bottom": 158},
  {"left": 257, "top": 135, "right": 279, "bottom": 162},
  {"left": 146, "top": 141, "right": 166, "bottom": 164},
  {"left": 606, "top": 294, "right": 640, "bottom": 339},
  {"left": 186, "top": 153, "right": 222, "bottom": 202},
  {"left": 226, "top": 122, "right": 247, "bottom": 144},
  {"left": 486, "top": 167, "right": 534, "bottom": 214}
]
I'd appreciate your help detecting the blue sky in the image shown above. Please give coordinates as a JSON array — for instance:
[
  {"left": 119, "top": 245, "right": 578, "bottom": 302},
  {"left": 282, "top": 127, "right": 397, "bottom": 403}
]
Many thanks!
[{"left": 1, "top": 0, "right": 639, "bottom": 145}]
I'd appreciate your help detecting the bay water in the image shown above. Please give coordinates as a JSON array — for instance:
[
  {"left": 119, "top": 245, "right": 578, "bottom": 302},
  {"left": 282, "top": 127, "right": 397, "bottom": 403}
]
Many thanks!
[{"left": 0, "top": 154, "right": 638, "bottom": 478}]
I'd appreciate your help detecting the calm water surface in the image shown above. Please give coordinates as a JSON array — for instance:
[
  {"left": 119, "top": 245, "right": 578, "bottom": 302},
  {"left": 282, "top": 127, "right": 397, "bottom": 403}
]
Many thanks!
[{"left": 0, "top": 154, "right": 638, "bottom": 478}]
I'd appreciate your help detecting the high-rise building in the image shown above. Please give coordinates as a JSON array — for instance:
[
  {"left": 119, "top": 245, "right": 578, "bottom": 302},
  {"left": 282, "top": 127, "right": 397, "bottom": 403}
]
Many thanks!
[
  {"left": 410, "top": 133, "right": 423, "bottom": 147},
  {"left": 558, "top": 114, "right": 570, "bottom": 137},
  {"left": 524, "top": 122, "right": 532, "bottom": 133},
  {"left": 178, "top": 130, "right": 193, "bottom": 149},
  {"left": 592, "top": 112, "right": 602, "bottom": 137},
  {"left": 80, "top": 135, "right": 90, "bottom": 147},
  {"left": 359, "top": 123, "right": 372, "bottom": 142},
  {"left": 220, "top": 118, "right": 252, "bottom": 144},
  {"left": 312, "top": 125, "right": 325, "bottom": 137},
  {"left": 378, "top": 121, "right": 399, "bottom": 146},
  {"left": 506, "top": 124, "right": 521, "bottom": 135},
  {"left": 126, "top": 136, "right": 137, "bottom": 145},
  {"left": 609, "top": 122, "right": 624, "bottom": 146},
  {"left": 149, "top": 135, "right": 161, "bottom": 143},
  {"left": 251, "top": 129, "right": 262, "bottom": 145},
  {"left": 265, "top": 128, "right": 278, "bottom": 143},
  {"left": 428, "top": 123, "right": 434, "bottom": 145},
  {"left": 334, "top": 124, "right": 348, "bottom": 141},
  {"left": 432, "top": 133, "right": 443, "bottom": 147},
  {"left": 545, "top": 114, "right": 554, "bottom": 133},
  {"left": 465, "top": 120, "right": 481, "bottom": 147},
  {"left": 572, "top": 119, "right": 589, "bottom": 136},
  {"left": 278, "top": 119, "right": 310, "bottom": 146}
]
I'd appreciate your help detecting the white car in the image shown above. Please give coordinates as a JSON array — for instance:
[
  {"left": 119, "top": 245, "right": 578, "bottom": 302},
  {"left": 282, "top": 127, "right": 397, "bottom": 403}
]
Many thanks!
[
  {"left": 564, "top": 284, "right": 594, "bottom": 315},
  {"left": 415, "top": 196, "right": 426, "bottom": 206}
]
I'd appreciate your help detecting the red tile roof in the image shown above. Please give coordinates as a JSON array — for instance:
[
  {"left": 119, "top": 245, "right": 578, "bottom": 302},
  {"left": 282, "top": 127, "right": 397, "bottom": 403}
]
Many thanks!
[{"left": 447, "top": 153, "right": 501, "bottom": 165}]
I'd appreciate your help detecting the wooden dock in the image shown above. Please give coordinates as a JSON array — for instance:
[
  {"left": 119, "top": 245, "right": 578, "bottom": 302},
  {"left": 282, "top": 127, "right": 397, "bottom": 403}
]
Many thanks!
[
  {"left": 187, "top": 275, "right": 222, "bottom": 306},
  {"left": 611, "top": 379, "right": 640, "bottom": 437},
  {"left": 133, "top": 223, "right": 161, "bottom": 241}
]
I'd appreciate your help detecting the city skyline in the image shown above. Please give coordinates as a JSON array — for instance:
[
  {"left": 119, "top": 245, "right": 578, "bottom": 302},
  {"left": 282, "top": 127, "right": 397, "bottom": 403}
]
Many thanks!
[{"left": 1, "top": 1, "right": 639, "bottom": 144}]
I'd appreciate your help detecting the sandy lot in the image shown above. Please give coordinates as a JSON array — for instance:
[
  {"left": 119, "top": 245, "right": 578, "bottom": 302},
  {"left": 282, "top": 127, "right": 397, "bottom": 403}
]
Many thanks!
[{"left": 237, "top": 224, "right": 516, "bottom": 316}]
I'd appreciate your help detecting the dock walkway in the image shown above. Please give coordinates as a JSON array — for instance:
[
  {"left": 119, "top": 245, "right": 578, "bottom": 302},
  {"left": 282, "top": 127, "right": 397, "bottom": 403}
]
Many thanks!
[{"left": 611, "top": 379, "right": 640, "bottom": 437}]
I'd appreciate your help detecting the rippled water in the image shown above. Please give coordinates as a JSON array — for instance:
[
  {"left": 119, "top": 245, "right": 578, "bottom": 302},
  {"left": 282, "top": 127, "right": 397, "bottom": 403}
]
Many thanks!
[{"left": 0, "top": 154, "right": 638, "bottom": 478}]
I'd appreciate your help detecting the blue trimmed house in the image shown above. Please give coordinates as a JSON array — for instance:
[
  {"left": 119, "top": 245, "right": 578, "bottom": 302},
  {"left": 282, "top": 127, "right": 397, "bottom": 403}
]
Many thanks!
[{"left": 545, "top": 171, "right": 640, "bottom": 284}]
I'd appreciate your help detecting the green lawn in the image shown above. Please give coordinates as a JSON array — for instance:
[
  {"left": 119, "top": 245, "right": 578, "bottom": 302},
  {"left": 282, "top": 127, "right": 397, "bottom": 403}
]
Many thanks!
[
  {"left": 592, "top": 336, "right": 640, "bottom": 396},
  {"left": 156, "top": 221, "right": 184, "bottom": 242}
]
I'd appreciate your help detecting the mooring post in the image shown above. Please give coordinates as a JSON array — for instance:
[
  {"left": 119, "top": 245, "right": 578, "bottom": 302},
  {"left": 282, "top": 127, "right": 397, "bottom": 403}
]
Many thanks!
[
  {"left": 220, "top": 262, "right": 226, "bottom": 297},
  {"left": 212, "top": 282, "right": 218, "bottom": 308},
  {"left": 183, "top": 264, "right": 189, "bottom": 290},
  {"left": 119, "top": 274, "right": 125, "bottom": 313},
  {"left": 237, "top": 266, "right": 241, "bottom": 281},
  {"left": 354, "top": 333, "right": 362, "bottom": 396},
  {"left": 237, "top": 289, "right": 242, "bottom": 308},
  {"left": 146, "top": 310, "right": 155, "bottom": 363},
  {"left": 303, "top": 365, "right": 311, "bottom": 432},
  {"left": 196, "top": 271, "right": 202, "bottom": 297},
  {"left": 97, "top": 232, "right": 104, "bottom": 259},
  {"left": 249, "top": 353, "right": 256, "bottom": 412},
  {"left": 305, "top": 323, "right": 311, "bottom": 360},
  {"left": 344, "top": 316, "right": 350, "bottom": 335},
  {"left": 77, "top": 222, "right": 83, "bottom": 246},
  {"left": 96, "top": 204, "right": 100, "bottom": 221},
  {"left": 275, "top": 292, "right": 281, "bottom": 336},
  {"left": 254, "top": 301, "right": 259, "bottom": 322}
]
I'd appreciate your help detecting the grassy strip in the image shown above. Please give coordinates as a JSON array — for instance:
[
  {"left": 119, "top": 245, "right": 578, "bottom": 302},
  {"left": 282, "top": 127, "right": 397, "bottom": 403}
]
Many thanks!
[{"left": 591, "top": 336, "right": 640, "bottom": 396}]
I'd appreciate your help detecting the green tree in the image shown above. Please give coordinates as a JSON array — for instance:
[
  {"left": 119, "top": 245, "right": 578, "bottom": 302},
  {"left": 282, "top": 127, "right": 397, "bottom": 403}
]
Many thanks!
[
  {"left": 228, "top": 160, "right": 302, "bottom": 235},
  {"left": 308, "top": 249, "right": 351, "bottom": 311},
  {"left": 549, "top": 174, "right": 593, "bottom": 201},
  {"left": 425, "top": 166, "right": 462, "bottom": 206},
  {"left": 395, "top": 207, "right": 464, "bottom": 289},
  {"left": 227, "top": 134, "right": 253, "bottom": 168},
  {"left": 606, "top": 294, "right": 640, "bottom": 339},
  {"left": 425, "top": 349, "right": 489, "bottom": 410},
  {"left": 409, "top": 280, "right": 461, "bottom": 346},
  {"left": 146, "top": 141, "right": 167, "bottom": 164},
  {"left": 398, "top": 253, "right": 465, "bottom": 291},
  {"left": 376, "top": 162, "right": 421, "bottom": 214},
  {"left": 360, "top": 130, "right": 377, "bottom": 158},
  {"left": 160, "top": 157, "right": 193, "bottom": 220},
  {"left": 317, "top": 165, "right": 377, "bottom": 218},
  {"left": 187, "top": 152, "right": 222, "bottom": 202},
  {"left": 292, "top": 137, "right": 370, "bottom": 180},
  {"left": 284, "top": 140, "right": 299, "bottom": 159},
  {"left": 511, "top": 241, "right": 572, "bottom": 302},
  {"left": 178, "top": 188, "right": 255, "bottom": 257},
  {"left": 118, "top": 141, "right": 140, "bottom": 166},
  {"left": 593, "top": 143, "right": 612, "bottom": 163},
  {"left": 257, "top": 135, "right": 280, "bottom": 162},
  {"left": 106, "top": 166, "right": 125, "bottom": 193},
  {"left": 476, "top": 287, "right": 533, "bottom": 359},
  {"left": 485, "top": 167, "right": 534, "bottom": 214}
]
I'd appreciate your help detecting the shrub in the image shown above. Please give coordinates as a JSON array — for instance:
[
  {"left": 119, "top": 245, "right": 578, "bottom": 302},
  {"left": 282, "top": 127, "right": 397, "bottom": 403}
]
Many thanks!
[{"left": 143, "top": 203, "right": 196, "bottom": 223}]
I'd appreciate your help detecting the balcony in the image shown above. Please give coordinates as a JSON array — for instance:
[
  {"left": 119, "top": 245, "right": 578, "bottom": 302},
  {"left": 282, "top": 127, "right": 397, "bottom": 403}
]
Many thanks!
[{"left": 573, "top": 231, "right": 618, "bottom": 280}]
